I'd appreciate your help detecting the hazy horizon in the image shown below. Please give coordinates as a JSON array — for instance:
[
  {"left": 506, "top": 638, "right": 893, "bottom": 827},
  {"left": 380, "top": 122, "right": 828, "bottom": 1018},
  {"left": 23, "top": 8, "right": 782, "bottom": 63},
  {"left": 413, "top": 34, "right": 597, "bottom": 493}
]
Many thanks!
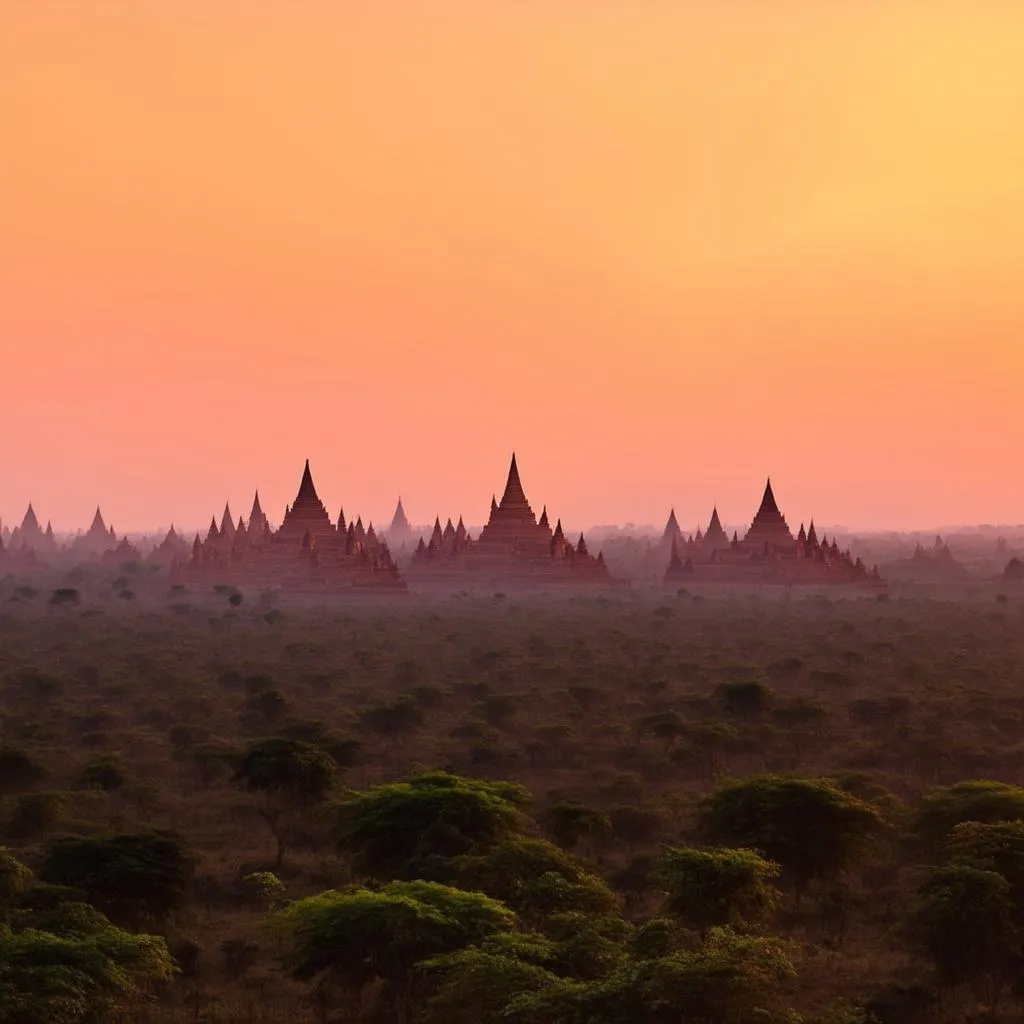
[{"left": 3, "top": 3, "right": 1022, "bottom": 533}]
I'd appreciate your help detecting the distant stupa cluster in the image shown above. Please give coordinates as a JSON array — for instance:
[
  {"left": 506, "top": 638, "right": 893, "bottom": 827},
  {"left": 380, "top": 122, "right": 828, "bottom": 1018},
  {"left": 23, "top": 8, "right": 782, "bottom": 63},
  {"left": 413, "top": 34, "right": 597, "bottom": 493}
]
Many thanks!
[{"left": 0, "top": 454, "right": 884, "bottom": 592}]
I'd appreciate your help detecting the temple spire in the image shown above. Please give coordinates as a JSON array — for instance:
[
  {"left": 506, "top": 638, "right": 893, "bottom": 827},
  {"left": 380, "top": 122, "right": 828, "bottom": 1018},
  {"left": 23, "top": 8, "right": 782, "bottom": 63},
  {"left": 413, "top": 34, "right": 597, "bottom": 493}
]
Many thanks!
[
  {"left": 499, "top": 452, "right": 529, "bottom": 508},
  {"left": 758, "top": 478, "right": 780, "bottom": 517},
  {"left": 89, "top": 506, "right": 107, "bottom": 535},
  {"left": 294, "top": 459, "right": 320, "bottom": 507}
]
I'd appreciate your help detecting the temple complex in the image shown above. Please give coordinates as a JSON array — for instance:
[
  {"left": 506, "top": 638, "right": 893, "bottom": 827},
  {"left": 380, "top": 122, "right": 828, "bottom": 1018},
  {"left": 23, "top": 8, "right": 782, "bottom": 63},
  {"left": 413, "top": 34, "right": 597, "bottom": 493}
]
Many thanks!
[
  {"left": 175, "top": 460, "right": 405, "bottom": 592},
  {"left": 408, "top": 454, "right": 613, "bottom": 587},
  {"left": 664, "top": 479, "right": 881, "bottom": 587}
]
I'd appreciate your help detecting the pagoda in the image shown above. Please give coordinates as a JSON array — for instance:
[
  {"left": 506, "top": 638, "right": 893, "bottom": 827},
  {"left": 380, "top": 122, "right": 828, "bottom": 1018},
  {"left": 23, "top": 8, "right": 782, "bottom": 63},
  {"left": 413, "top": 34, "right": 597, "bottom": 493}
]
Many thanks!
[
  {"left": 148, "top": 525, "right": 190, "bottom": 569},
  {"left": 409, "top": 453, "right": 613, "bottom": 587},
  {"left": 178, "top": 459, "right": 405, "bottom": 592},
  {"left": 70, "top": 506, "right": 117, "bottom": 559},
  {"left": 386, "top": 497, "right": 415, "bottom": 547},
  {"left": 7, "top": 503, "right": 56, "bottom": 557},
  {"left": 664, "top": 476, "right": 880, "bottom": 589},
  {"left": 743, "top": 479, "right": 795, "bottom": 553}
]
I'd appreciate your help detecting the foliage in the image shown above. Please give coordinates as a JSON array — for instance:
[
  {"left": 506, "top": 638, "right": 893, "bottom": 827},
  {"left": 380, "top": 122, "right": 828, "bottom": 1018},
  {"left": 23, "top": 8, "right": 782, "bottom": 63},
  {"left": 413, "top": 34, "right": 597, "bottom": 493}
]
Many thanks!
[
  {"left": 910, "top": 863, "right": 1018, "bottom": 996},
  {"left": 914, "top": 780, "right": 1024, "bottom": 853},
  {"left": 700, "top": 775, "right": 885, "bottom": 891},
  {"left": 0, "top": 850, "right": 174, "bottom": 1023},
  {"left": 39, "top": 832, "right": 193, "bottom": 928},
  {"left": 232, "top": 738, "right": 336, "bottom": 869},
  {"left": 337, "top": 771, "right": 529, "bottom": 880},
  {"left": 656, "top": 845, "right": 781, "bottom": 934},
  {"left": 0, "top": 748, "right": 45, "bottom": 796},
  {"left": 451, "top": 837, "right": 618, "bottom": 923},
  {"left": 544, "top": 803, "right": 611, "bottom": 851},
  {"left": 504, "top": 927, "right": 798, "bottom": 1024},
  {"left": 271, "top": 880, "right": 517, "bottom": 1019}
]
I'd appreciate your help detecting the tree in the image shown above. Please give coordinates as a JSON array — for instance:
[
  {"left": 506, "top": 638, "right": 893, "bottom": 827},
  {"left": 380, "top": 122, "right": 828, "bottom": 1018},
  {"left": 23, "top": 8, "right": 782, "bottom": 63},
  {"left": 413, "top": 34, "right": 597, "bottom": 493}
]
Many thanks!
[
  {"left": 0, "top": 748, "right": 45, "bottom": 798},
  {"left": 232, "top": 738, "right": 336, "bottom": 869},
  {"left": 420, "top": 943, "right": 561, "bottom": 1024},
  {"left": 451, "top": 837, "right": 618, "bottom": 925},
  {"left": 914, "top": 780, "right": 1024, "bottom": 854},
  {"left": 0, "top": 850, "right": 174, "bottom": 1024},
  {"left": 656, "top": 845, "right": 781, "bottom": 936},
  {"left": 699, "top": 775, "right": 885, "bottom": 895},
  {"left": 504, "top": 928, "right": 798, "bottom": 1024},
  {"left": 40, "top": 832, "right": 193, "bottom": 929},
  {"left": 271, "top": 880, "right": 516, "bottom": 1022},
  {"left": 337, "top": 772, "right": 529, "bottom": 880},
  {"left": 544, "top": 804, "right": 611, "bottom": 853},
  {"left": 911, "top": 863, "right": 1018, "bottom": 1009}
]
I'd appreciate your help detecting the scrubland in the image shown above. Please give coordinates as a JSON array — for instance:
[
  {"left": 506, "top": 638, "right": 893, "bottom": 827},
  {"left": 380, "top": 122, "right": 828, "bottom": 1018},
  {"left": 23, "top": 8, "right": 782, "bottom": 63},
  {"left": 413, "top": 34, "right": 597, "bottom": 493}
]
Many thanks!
[{"left": 1, "top": 571, "right": 1023, "bottom": 1023}]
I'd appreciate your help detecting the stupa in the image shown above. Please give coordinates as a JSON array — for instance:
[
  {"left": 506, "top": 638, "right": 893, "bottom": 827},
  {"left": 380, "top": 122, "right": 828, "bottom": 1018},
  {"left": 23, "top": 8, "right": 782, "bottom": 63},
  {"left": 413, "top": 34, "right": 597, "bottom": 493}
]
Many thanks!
[
  {"left": 70, "top": 507, "right": 118, "bottom": 559},
  {"left": 664, "top": 477, "right": 880, "bottom": 588},
  {"left": 386, "top": 498, "right": 415, "bottom": 547},
  {"left": 409, "top": 453, "right": 613, "bottom": 587},
  {"left": 178, "top": 459, "right": 405, "bottom": 592}
]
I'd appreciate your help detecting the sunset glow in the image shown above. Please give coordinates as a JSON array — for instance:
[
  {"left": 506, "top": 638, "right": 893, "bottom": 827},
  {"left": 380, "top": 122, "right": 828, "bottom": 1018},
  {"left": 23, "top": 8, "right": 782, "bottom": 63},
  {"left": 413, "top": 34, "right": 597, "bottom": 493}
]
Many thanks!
[{"left": 2, "top": 2, "right": 1022, "bottom": 533}]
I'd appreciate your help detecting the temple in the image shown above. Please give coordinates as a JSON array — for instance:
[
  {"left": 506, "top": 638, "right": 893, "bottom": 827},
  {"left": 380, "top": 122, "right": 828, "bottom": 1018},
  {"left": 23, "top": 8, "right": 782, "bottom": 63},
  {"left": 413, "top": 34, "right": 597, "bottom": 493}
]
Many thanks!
[
  {"left": 385, "top": 497, "right": 415, "bottom": 548},
  {"left": 408, "top": 453, "right": 613, "bottom": 587},
  {"left": 175, "top": 460, "right": 405, "bottom": 591},
  {"left": 663, "top": 478, "right": 882, "bottom": 587},
  {"left": 6, "top": 504, "right": 57, "bottom": 557},
  {"left": 69, "top": 507, "right": 118, "bottom": 559}
]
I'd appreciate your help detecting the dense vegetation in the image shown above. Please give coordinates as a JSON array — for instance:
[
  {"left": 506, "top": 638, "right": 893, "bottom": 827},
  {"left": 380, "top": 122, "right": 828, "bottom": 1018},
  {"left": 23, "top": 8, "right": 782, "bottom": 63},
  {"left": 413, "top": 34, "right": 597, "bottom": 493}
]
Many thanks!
[{"left": 1, "top": 574, "right": 1023, "bottom": 1021}]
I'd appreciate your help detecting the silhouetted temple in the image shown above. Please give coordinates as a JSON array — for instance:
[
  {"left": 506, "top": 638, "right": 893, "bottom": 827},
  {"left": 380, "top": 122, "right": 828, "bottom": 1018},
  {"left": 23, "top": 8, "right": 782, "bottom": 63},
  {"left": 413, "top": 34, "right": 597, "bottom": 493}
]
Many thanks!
[
  {"left": 70, "top": 507, "right": 119, "bottom": 559},
  {"left": 385, "top": 497, "right": 415, "bottom": 548},
  {"left": 6, "top": 504, "right": 57, "bottom": 557},
  {"left": 663, "top": 479, "right": 881, "bottom": 587},
  {"left": 175, "top": 460, "right": 405, "bottom": 591},
  {"left": 408, "top": 453, "right": 612, "bottom": 587}
]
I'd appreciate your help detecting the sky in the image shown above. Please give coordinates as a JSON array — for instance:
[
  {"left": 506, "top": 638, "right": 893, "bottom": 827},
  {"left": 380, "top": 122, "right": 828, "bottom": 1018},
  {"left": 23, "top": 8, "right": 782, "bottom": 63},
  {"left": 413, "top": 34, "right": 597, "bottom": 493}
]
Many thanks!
[{"left": 2, "top": 1, "right": 1023, "bottom": 535}]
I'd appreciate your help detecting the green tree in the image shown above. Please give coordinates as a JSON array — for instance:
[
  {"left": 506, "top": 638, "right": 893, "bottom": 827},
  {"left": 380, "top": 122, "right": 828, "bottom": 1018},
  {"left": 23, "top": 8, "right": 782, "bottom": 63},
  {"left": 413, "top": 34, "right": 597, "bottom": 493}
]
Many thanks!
[
  {"left": 420, "top": 942, "right": 561, "bottom": 1024},
  {"left": 505, "top": 927, "right": 798, "bottom": 1024},
  {"left": 232, "top": 738, "right": 336, "bottom": 869},
  {"left": 337, "top": 772, "right": 529, "bottom": 880},
  {"left": 0, "top": 850, "right": 174, "bottom": 1024},
  {"left": 544, "top": 804, "right": 611, "bottom": 852},
  {"left": 911, "top": 863, "right": 1018, "bottom": 1009},
  {"left": 451, "top": 837, "right": 618, "bottom": 925},
  {"left": 700, "top": 775, "right": 884, "bottom": 895},
  {"left": 656, "top": 845, "right": 781, "bottom": 935},
  {"left": 271, "top": 880, "right": 516, "bottom": 1021},
  {"left": 0, "top": 748, "right": 45, "bottom": 798},
  {"left": 40, "top": 832, "right": 193, "bottom": 929},
  {"left": 914, "top": 780, "right": 1024, "bottom": 854}
]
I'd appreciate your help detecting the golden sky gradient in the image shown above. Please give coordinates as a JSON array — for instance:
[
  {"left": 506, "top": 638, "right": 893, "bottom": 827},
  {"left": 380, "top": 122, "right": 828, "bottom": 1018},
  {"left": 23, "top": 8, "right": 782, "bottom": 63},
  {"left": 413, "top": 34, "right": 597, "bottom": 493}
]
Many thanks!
[{"left": 2, "top": 2, "right": 1022, "bottom": 533}]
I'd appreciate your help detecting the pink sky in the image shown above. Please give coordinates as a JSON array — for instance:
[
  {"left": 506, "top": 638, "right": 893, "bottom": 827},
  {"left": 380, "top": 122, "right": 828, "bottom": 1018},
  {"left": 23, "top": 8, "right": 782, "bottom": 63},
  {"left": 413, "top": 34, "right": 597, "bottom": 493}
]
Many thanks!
[{"left": 1, "top": 3, "right": 1022, "bottom": 534}]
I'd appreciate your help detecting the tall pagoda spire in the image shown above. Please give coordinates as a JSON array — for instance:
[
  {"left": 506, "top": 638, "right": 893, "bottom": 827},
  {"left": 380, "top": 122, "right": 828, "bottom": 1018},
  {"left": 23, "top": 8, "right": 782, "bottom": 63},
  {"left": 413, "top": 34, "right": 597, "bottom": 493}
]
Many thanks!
[
  {"left": 248, "top": 491, "right": 268, "bottom": 533},
  {"left": 499, "top": 453, "right": 529, "bottom": 509},
  {"left": 389, "top": 498, "right": 411, "bottom": 534},
  {"left": 88, "top": 506, "right": 107, "bottom": 536},
  {"left": 758, "top": 478, "right": 781, "bottom": 518},
  {"left": 220, "top": 503, "right": 236, "bottom": 538},
  {"left": 294, "top": 459, "right": 320, "bottom": 508}
]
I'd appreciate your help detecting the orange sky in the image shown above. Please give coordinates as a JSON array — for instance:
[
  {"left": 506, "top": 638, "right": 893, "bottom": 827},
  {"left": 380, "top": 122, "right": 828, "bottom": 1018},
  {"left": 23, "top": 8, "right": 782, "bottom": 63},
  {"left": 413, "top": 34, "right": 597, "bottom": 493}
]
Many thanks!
[{"left": 2, "top": 2, "right": 1023, "bottom": 534}]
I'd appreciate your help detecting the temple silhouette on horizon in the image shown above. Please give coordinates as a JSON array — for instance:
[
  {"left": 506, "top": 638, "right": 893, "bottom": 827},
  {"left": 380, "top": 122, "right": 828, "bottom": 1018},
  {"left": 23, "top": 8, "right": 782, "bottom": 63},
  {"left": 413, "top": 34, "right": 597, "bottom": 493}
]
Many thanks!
[
  {"left": 661, "top": 478, "right": 880, "bottom": 586},
  {"left": 0, "top": 454, "right": 885, "bottom": 591}
]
